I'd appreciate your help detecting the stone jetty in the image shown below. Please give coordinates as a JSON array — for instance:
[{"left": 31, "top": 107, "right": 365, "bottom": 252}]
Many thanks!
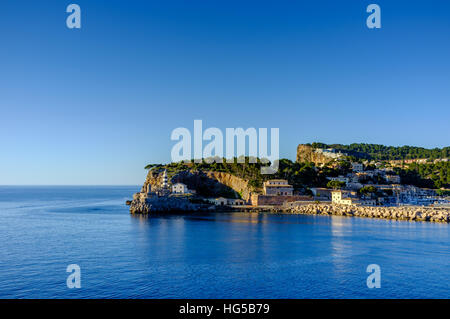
[{"left": 284, "top": 203, "right": 450, "bottom": 223}]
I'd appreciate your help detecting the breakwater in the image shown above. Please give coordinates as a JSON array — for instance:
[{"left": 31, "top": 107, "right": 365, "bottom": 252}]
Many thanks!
[
  {"left": 128, "top": 191, "right": 450, "bottom": 223},
  {"left": 284, "top": 203, "right": 450, "bottom": 223}
]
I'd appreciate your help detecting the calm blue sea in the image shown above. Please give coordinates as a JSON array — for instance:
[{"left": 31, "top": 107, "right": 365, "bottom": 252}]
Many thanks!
[{"left": 0, "top": 186, "right": 448, "bottom": 299}]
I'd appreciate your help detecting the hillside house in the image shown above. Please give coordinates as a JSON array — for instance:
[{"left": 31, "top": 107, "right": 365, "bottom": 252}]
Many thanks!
[{"left": 263, "top": 180, "right": 293, "bottom": 196}]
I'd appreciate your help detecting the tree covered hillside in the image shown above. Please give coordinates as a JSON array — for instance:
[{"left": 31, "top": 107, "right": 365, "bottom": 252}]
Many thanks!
[
  {"left": 396, "top": 161, "right": 450, "bottom": 189},
  {"left": 145, "top": 157, "right": 353, "bottom": 194},
  {"left": 311, "top": 143, "right": 450, "bottom": 161}
]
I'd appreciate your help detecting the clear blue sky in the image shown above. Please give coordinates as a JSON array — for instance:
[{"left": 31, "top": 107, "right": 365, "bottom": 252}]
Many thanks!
[{"left": 1, "top": 0, "right": 449, "bottom": 185}]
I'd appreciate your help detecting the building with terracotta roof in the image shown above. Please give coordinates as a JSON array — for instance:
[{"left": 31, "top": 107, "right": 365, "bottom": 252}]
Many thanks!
[{"left": 263, "top": 180, "right": 293, "bottom": 196}]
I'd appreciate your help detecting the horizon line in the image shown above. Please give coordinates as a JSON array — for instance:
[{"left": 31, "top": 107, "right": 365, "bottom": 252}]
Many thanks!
[{"left": 0, "top": 185, "right": 142, "bottom": 187}]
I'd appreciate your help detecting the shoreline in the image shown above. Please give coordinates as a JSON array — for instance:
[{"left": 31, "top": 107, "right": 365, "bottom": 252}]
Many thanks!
[
  {"left": 282, "top": 203, "right": 450, "bottom": 223},
  {"left": 128, "top": 195, "right": 450, "bottom": 223}
]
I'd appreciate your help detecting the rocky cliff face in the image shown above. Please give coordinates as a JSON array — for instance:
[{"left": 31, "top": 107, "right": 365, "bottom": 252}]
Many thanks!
[
  {"left": 206, "top": 171, "right": 252, "bottom": 200},
  {"left": 142, "top": 169, "right": 253, "bottom": 201},
  {"left": 296, "top": 144, "right": 334, "bottom": 165},
  {"left": 141, "top": 170, "right": 165, "bottom": 193}
]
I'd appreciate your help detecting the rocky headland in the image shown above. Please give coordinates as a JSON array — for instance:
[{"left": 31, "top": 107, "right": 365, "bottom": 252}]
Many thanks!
[
  {"left": 128, "top": 168, "right": 251, "bottom": 214},
  {"left": 129, "top": 195, "right": 215, "bottom": 214},
  {"left": 142, "top": 168, "right": 252, "bottom": 201}
]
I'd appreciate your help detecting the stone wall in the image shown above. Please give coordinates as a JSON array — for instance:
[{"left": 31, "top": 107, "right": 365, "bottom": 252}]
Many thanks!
[
  {"left": 251, "top": 194, "right": 313, "bottom": 206},
  {"left": 285, "top": 203, "right": 450, "bottom": 223}
]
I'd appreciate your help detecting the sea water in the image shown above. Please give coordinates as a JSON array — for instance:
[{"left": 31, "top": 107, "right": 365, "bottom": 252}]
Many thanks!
[{"left": 0, "top": 186, "right": 448, "bottom": 298}]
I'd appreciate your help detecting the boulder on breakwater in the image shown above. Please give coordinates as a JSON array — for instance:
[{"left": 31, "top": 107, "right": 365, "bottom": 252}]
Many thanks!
[{"left": 284, "top": 203, "right": 450, "bottom": 223}]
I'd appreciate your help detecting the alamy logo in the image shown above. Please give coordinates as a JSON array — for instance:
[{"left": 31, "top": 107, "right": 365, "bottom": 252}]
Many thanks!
[
  {"left": 366, "top": 264, "right": 381, "bottom": 288},
  {"left": 171, "top": 120, "right": 279, "bottom": 174},
  {"left": 66, "top": 4, "right": 81, "bottom": 29},
  {"left": 66, "top": 264, "right": 81, "bottom": 288},
  {"left": 366, "top": 4, "right": 381, "bottom": 29}
]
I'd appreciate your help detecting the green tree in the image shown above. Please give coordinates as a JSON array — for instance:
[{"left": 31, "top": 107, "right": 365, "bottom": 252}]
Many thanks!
[
  {"left": 359, "top": 186, "right": 377, "bottom": 195},
  {"left": 327, "top": 180, "right": 346, "bottom": 189}
]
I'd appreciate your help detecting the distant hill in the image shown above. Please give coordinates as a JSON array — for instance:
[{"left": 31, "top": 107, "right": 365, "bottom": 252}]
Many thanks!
[
  {"left": 309, "top": 143, "right": 450, "bottom": 161},
  {"left": 296, "top": 143, "right": 450, "bottom": 189}
]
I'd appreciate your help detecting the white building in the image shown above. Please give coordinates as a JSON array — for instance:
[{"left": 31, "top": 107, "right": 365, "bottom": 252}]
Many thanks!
[
  {"left": 314, "top": 148, "right": 346, "bottom": 159},
  {"left": 214, "top": 197, "right": 228, "bottom": 206},
  {"left": 227, "top": 199, "right": 245, "bottom": 206},
  {"left": 346, "top": 182, "right": 363, "bottom": 190},
  {"left": 351, "top": 162, "right": 364, "bottom": 172},
  {"left": 332, "top": 190, "right": 356, "bottom": 205},
  {"left": 207, "top": 197, "right": 245, "bottom": 206},
  {"left": 161, "top": 169, "right": 169, "bottom": 188},
  {"left": 332, "top": 190, "right": 376, "bottom": 206},
  {"left": 172, "top": 183, "right": 189, "bottom": 194},
  {"left": 327, "top": 176, "right": 349, "bottom": 184},
  {"left": 385, "top": 175, "right": 401, "bottom": 184}
]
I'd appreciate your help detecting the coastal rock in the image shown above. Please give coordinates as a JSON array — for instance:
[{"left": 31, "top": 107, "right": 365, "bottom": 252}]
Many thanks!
[
  {"left": 142, "top": 169, "right": 251, "bottom": 201},
  {"left": 129, "top": 195, "right": 214, "bottom": 214},
  {"left": 286, "top": 203, "right": 450, "bottom": 223},
  {"left": 296, "top": 144, "right": 334, "bottom": 165}
]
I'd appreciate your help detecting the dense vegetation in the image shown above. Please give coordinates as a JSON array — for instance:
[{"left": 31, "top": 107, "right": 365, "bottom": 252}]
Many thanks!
[
  {"left": 146, "top": 157, "right": 356, "bottom": 194},
  {"left": 145, "top": 153, "right": 450, "bottom": 193},
  {"left": 395, "top": 162, "right": 450, "bottom": 189},
  {"left": 326, "top": 180, "right": 346, "bottom": 189},
  {"left": 310, "top": 142, "right": 450, "bottom": 161}
]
